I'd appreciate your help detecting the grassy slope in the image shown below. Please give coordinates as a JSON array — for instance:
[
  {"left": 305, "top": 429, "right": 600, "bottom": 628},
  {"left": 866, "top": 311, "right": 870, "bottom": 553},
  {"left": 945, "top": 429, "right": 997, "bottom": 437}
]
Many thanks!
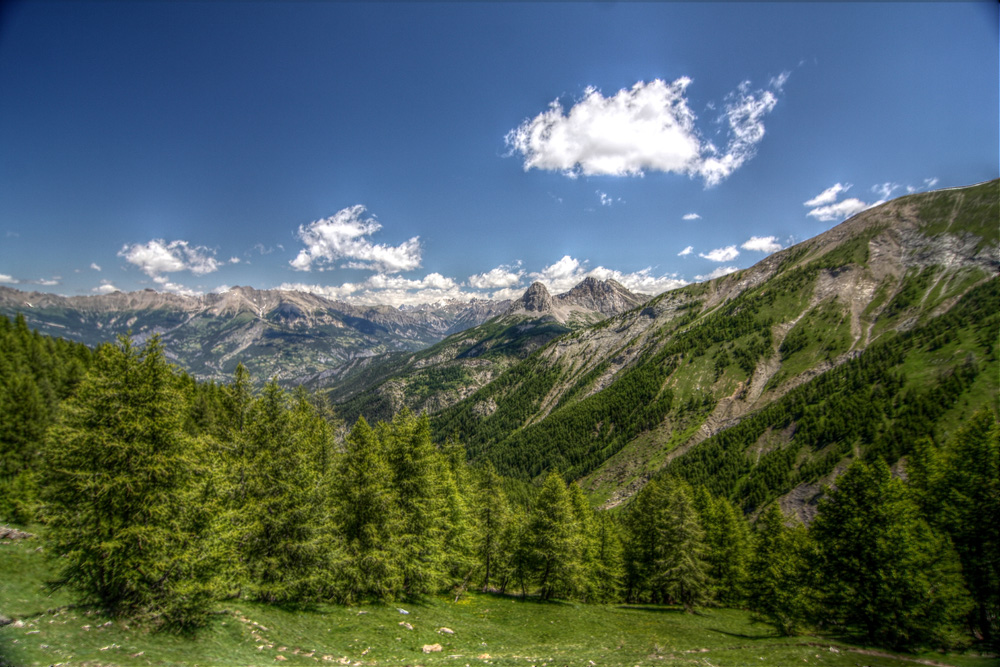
[{"left": 2, "top": 539, "right": 995, "bottom": 667}]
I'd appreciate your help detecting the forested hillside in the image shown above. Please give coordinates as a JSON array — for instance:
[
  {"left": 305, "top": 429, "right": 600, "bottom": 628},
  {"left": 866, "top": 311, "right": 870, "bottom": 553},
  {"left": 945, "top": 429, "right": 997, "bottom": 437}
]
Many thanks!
[{"left": 429, "top": 181, "right": 999, "bottom": 516}]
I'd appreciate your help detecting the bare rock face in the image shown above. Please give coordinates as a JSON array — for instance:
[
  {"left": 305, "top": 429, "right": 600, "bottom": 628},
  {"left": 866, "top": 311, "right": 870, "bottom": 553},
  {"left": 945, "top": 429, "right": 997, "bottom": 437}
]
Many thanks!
[
  {"left": 519, "top": 282, "right": 554, "bottom": 313},
  {"left": 558, "top": 276, "right": 645, "bottom": 316}
]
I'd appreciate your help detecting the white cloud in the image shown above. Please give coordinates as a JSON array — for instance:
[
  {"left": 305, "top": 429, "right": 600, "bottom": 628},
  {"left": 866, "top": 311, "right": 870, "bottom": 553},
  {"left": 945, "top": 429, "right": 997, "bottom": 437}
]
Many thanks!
[
  {"left": 871, "top": 182, "right": 900, "bottom": 200},
  {"left": 290, "top": 205, "right": 421, "bottom": 274},
  {"left": 92, "top": 280, "right": 119, "bottom": 295},
  {"left": 806, "top": 197, "right": 875, "bottom": 222},
  {"left": 682, "top": 213, "right": 701, "bottom": 220},
  {"left": 924, "top": 177, "right": 939, "bottom": 189},
  {"left": 741, "top": 235, "right": 782, "bottom": 253},
  {"left": 678, "top": 245, "right": 694, "bottom": 257},
  {"left": 804, "top": 183, "right": 851, "bottom": 207},
  {"left": 119, "top": 239, "right": 221, "bottom": 277},
  {"left": 468, "top": 264, "right": 524, "bottom": 289},
  {"left": 0, "top": 273, "right": 17, "bottom": 284},
  {"left": 695, "top": 266, "right": 739, "bottom": 281},
  {"left": 505, "top": 75, "right": 786, "bottom": 186},
  {"left": 528, "top": 255, "right": 685, "bottom": 296},
  {"left": 90, "top": 262, "right": 101, "bottom": 272},
  {"left": 697, "top": 78, "right": 784, "bottom": 187},
  {"left": 280, "top": 272, "right": 467, "bottom": 308},
  {"left": 229, "top": 257, "right": 240, "bottom": 264},
  {"left": 699, "top": 245, "right": 740, "bottom": 262}
]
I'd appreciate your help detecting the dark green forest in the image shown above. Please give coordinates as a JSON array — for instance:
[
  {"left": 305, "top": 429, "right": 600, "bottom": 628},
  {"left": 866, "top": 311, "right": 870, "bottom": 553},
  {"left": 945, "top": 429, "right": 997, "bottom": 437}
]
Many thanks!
[{"left": 1, "top": 313, "right": 997, "bottom": 652}]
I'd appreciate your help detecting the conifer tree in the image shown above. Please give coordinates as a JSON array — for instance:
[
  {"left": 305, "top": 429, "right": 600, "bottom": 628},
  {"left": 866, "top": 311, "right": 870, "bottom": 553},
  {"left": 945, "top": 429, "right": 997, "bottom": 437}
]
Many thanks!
[
  {"left": 527, "top": 472, "right": 582, "bottom": 600},
  {"left": 567, "top": 481, "right": 598, "bottom": 601},
  {"left": 909, "top": 410, "right": 1000, "bottom": 646},
  {"left": 473, "top": 463, "right": 510, "bottom": 591},
  {"left": 384, "top": 411, "right": 448, "bottom": 595},
  {"left": 695, "top": 486, "right": 751, "bottom": 605},
  {"left": 811, "top": 458, "right": 972, "bottom": 648},
  {"left": 234, "top": 380, "right": 324, "bottom": 602},
  {"left": 591, "top": 512, "right": 625, "bottom": 602},
  {"left": 746, "top": 504, "right": 810, "bottom": 635},
  {"left": 333, "top": 417, "right": 403, "bottom": 602},
  {"left": 43, "top": 336, "right": 211, "bottom": 626}
]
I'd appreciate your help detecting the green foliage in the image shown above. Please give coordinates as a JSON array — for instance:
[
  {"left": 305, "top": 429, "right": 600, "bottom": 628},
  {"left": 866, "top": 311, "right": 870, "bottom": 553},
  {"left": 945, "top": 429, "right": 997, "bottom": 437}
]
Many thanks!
[
  {"left": 810, "top": 459, "right": 972, "bottom": 648},
  {"left": 527, "top": 472, "right": 583, "bottom": 600},
  {"left": 746, "top": 505, "right": 811, "bottom": 635},
  {"left": 910, "top": 409, "right": 1000, "bottom": 646},
  {"left": 694, "top": 487, "right": 751, "bottom": 605},
  {"left": 42, "top": 336, "right": 213, "bottom": 628},
  {"left": 623, "top": 477, "right": 710, "bottom": 610}
]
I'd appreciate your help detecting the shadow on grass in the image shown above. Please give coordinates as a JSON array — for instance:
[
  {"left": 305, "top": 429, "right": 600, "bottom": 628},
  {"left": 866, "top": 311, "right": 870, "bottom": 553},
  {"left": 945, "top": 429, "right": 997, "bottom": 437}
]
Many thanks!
[
  {"left": 707, "top": 627, "right": 779, "bottom": 640},
  {"left": 616, "top": 604, "right": 689, "bottom": 614}
]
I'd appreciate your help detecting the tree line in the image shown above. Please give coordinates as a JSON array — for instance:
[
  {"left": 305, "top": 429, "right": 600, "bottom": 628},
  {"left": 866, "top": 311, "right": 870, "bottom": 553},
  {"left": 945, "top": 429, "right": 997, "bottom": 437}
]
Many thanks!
[{"left": 1, "top": 318, "right": 996, "bottom": 651}]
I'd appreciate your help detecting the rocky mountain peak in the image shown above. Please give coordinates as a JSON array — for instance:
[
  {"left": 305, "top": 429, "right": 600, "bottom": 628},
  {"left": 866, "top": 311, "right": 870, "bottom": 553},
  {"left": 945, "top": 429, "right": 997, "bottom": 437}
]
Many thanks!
[
  {"left": 519, "top": 282, "right": 554, "bottom": 313},
  {"left": 558, "top": 277, "right": 645, "bottom": 316}
]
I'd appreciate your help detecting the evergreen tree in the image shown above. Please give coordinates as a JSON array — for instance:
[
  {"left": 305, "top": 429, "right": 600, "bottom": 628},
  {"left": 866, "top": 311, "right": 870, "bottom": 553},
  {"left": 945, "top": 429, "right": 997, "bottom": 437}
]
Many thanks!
[
  {"left": 567, "top": 481, "right": 598, "bottom": 601},
  {"left": 384, "top": 411, "right": 448, "bottom": 595},
  {"left": 43, "top": 336, "right": 211, "bottom": 627},
  {"left": 333, "top": 417, "right": 403, "bottom": 602},
  {"left": 473, "top": 463, "right": 510, "bottom": 592},
  {"left": 746, "top": 504, "right": 810, "bottom": 635},
  {"left": 910, "top": 410, "right": 1000, "bottom": 646},
  {"left": 625, "top": 477, "right": 710, "bottom": 610},
  {"left": 695, "top": 487, "right": 751, "bottom": 605},
  {"left": 527, "top": 472, "right": 582, "bottom": 600},
  {"left": 591, "top": 512, "right": 625, "bottom": 602},
  {"left": 234, "top": 380, "right": 325, "bottom": 602},
  {"left": 811, "top": 458, "right": 972, "bottom": 648}
]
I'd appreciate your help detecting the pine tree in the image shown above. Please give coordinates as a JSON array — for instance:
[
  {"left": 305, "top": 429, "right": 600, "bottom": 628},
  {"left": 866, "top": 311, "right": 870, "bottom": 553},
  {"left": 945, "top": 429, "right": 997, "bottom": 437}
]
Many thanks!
[
  {"left": 746, "top": 504, "right": 810, "bottom": 635},
  {"left": 567, "top": 481, "right": 598, "bottom": 601},
  {"left": 910, "top": 410, "right": 1000, "bottom": 646},
  {"left": 811, "top": 458, "right": 972, "bottom": 648},
  {"left": 527, "top": 472, "right": 582, "bottom": 600},
  {"left": 384, "top": 411, "right": 448, "bottom": 595},
  {"left": 333, "top": 417, "right": 403, "bottom": 602},
  {"left": 695, "top": 487, "right": 751, "bottom": 605},
  {"left": 43, "top": 336, "right": 212, "bottom": 626},
  {"left": 591, "top": 512, "right": 625, "bottom": 602},
  {"left": 473, "top": 463, "right": 510, "bottom": 592}
]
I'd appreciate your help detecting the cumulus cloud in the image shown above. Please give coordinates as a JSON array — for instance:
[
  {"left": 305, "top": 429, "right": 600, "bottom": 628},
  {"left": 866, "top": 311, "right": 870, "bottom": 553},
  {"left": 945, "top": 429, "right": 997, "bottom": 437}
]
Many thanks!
[
  {"left": 290, "top": 205, "right": 421, "bottom": 274},
  {"left": 682, "top": 213, "right": 701, "bottom": 220},
  {"left": 92, "top": 280, "right": 119, "bottom": 295},
  {"left": 90, "top": 262, "right": 101, "bottom": 272},
  {"left": 699, "top": 245, "right": 740, "bottom": 262},
  {"left": 119, "top": 239, "right": 221, "bottom": 277},
  {"left": 468, "top": 264, "right": 524, "bottom": 289},
  {"left": 695, "top": 266, "right": 739, "bottom": 281},
  {"left": 280, "top": 272, "right": 467, "bottom": 308},
  {"left": 678, "top": 245, "right": 694, "bottom": 257},
  {"left": 505, "top": 74, "right": 787, "bottom": 186},
  {"left": 741, "top": 235, "right": 782, "bottom": 253},
  {"left": 0, "top": 273, "right": 17, "bottom": 284},
  {"left": 804, "top": 183, "right": 851, "bottom": 207},
  {"left": 527, "top": 255, "right": 685, "bottom": 295}
]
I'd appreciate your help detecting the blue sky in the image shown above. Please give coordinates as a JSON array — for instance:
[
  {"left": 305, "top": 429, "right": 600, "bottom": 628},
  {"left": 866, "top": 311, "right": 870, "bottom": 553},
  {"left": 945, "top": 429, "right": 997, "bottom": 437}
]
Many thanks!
[{"left": 1, "top": 1, "right": 997, "bottom": 305}]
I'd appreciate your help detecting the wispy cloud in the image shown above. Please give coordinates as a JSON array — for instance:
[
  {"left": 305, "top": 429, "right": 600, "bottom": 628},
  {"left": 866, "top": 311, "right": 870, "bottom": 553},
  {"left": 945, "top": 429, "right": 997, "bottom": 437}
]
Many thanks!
[
  {"left": 682, "top": 213, "right": 701, "bottom": 220},
  {"left": 699, "top": 245, "right": 740, "bottom": 262},
  {"left": 804, "top": 182, "right": 851, "bottom": 207},
  {"left": 89, "top": 262, "right": 101, "bottom": 272},
  {"left": 678, "top": 245, "right": 694, "bottom": 257},
  {"left": 290, "top": 205, "right": 421, "bottom": 274},
  {"left": 505, "top": 74, "right": 788, "bottom": 187}
]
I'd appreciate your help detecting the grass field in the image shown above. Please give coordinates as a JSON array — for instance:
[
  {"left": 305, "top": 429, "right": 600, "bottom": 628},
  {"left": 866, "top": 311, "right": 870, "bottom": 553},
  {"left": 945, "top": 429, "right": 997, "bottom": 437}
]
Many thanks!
[{"left": 2, "top": 537, "right": 996, "bottom": 667}]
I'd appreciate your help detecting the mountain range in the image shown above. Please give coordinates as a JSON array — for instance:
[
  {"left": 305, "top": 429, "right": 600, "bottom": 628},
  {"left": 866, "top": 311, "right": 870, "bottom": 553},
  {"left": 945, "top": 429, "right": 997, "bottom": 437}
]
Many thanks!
[{"left": 2, "top": 180, "right": 997, "bottom": 515}]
